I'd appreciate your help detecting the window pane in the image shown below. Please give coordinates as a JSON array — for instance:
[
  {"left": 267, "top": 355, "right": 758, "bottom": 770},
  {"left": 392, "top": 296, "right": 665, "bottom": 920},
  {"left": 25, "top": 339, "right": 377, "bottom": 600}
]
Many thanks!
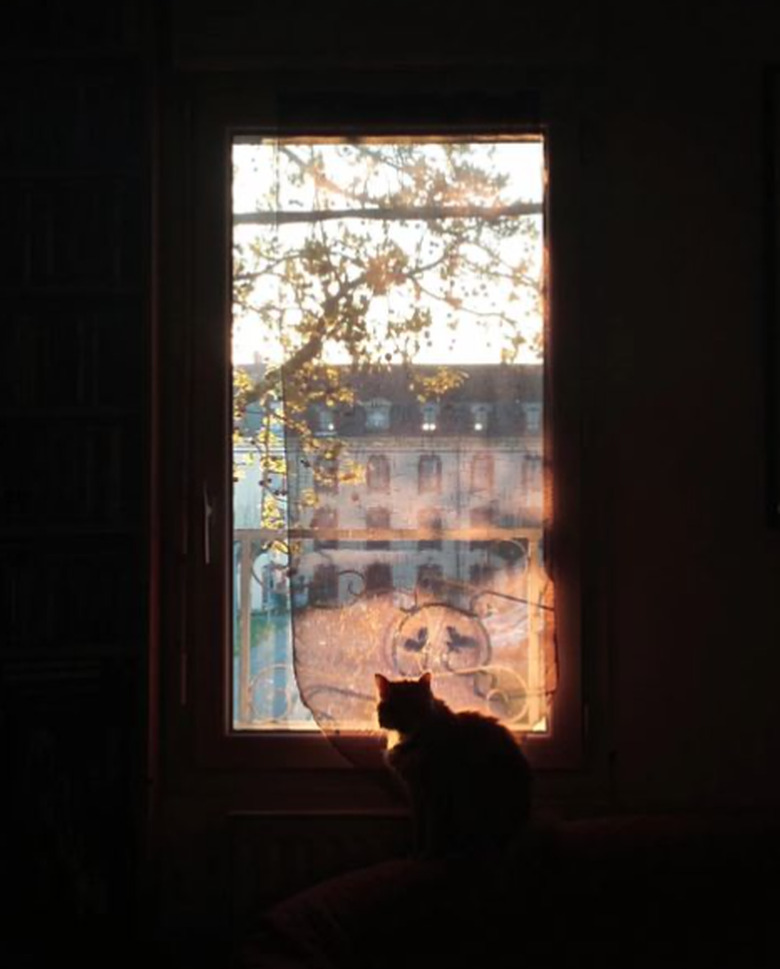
[{"left": 232, "top": 136, "right": 553, "bottom": 732}]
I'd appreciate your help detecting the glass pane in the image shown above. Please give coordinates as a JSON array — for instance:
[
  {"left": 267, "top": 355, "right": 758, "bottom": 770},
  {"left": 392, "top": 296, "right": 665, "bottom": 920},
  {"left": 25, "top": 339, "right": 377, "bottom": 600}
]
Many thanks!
[{"left": 232, "top": 136, "right": 554, "bottom": 733}]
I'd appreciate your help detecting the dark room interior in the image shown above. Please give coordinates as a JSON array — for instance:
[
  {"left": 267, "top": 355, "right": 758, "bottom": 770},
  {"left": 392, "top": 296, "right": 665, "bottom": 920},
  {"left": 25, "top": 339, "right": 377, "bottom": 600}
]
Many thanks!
[{"left": 2, "top": 1, "right": 780, "bottom": 966}]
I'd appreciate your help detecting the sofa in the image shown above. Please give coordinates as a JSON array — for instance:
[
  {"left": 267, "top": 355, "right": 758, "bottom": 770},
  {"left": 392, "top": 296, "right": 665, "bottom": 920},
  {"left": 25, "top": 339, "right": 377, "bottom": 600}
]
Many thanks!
[{"left": 240, "top": 812, "right": 779, "bottom": 968}]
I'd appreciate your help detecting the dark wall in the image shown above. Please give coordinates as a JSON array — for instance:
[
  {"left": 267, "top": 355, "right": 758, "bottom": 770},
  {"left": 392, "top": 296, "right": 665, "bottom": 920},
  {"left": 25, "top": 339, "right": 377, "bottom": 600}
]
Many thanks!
[
  {"left": 163, "top": 0, "right": 780, "bottom": 803},
  {"left": 3, "top": 0, "right": 780, "bottom": 957},
  {"left": 0, "top": 1, "right": 150, "bottom": 961}
]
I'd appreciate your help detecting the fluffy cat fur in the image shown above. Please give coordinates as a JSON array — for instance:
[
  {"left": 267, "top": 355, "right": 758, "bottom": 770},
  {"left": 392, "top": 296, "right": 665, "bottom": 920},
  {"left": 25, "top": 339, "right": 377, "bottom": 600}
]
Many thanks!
[{"left": 375, "top": 672, "right": 532, "bottom": 858}]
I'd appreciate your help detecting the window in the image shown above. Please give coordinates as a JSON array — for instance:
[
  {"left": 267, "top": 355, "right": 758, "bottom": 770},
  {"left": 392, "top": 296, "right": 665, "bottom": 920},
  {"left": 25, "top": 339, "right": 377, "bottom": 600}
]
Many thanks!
[
  {"left": 522, "top": 402, "right": 542, "bottom": 434},
  {"left": 310, "top": 564, "right": 338, "bottom": 606},
  {"left": 314, "top": 456, "right": 338, "bottom": 495},
  {"left": 314, "top": 405, "right": 336, "bottom": 436},
  {"left": 170, "top": 80, "right": 583, "bottom": 771},
  {"left": 417, "top": 508, "right": 443, "bottom": 550},
  {"left": 521, "top": 453, "right": 544, "bottom": 523},
  {"left": 311, "top": 506, "right": 338, "bottom": 550},
  {"left": 470, "top": 453, "right": 494, "bottom": 493},
  {"left": 471, "top": 403, "right": 491, "bottom": 433},
  {"left": 232, "top": 133, "right": 555, "bottom": 736},
  {"left": 469, "top": 505, "right": 496, "bottom": 550},
  {"left": 365, "top": 507, "right": 390, "bottom": 549},
  {"left": 420, "top": 402, "right": 439, "bottom": 433},
  {"left": 364, "top": 399, "right": 391, "bottom": 431},
  {"left": 417, "top": 454, "right": 442, "bottom": 495},
  {"left": 470, "top": 562, "right": 495, "bottom": 587},
  {"left": 364, "top": 562, "right": 393, "bottom": 594},
  {"left": 416, "top": 563, "right": 444, "bottom": 597},
  {"left": 366, "top": 454, "right": 390, "bottom": 492}
]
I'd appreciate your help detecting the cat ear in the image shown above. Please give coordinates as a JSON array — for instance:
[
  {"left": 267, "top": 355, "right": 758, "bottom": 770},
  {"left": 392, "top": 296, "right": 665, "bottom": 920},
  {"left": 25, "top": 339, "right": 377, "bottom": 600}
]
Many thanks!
[
  {"left": 418, "top": 672, "right": 432, "bottom": 688},
  {"left": 375, "top": 673, "right": 390, "bottom": 697}
]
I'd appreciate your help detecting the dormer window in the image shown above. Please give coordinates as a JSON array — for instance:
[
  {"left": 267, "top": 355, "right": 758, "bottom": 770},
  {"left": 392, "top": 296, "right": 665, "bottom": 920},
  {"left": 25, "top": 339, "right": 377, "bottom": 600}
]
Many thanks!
[
  {"left": 471, "top": 402, "right": 490, "bottom": 432},
  {"left": 315, "top": 405, "right": 337, "bottom": 435},
  {"left": 522, "top": 402, "right": 542, "bottom": 434},
  {"left": 421, "top": 402, "right": 439, "bottom": 433},
  {"left": 364, "top": 398, "right": 391, "bottom": 431}
]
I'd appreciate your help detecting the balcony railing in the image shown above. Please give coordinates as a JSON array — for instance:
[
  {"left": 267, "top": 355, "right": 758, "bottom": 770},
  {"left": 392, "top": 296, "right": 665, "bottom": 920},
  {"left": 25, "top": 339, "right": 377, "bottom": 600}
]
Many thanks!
[{"left": 233, "top": 525, "right": 550, "bottom": 733}]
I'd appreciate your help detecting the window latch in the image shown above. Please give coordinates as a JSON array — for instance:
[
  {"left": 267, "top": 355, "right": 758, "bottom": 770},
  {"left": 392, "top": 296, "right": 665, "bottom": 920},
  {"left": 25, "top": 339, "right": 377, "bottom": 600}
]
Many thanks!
[{"left": 203, "top": 482, "right": 214, "bottom": 565}]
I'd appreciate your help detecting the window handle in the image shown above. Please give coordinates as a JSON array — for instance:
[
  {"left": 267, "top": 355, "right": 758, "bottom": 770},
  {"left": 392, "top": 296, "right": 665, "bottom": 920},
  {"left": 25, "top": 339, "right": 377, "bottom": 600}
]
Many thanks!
[{"left": 203, "top": 482, "right": 214, "bottom": 565}]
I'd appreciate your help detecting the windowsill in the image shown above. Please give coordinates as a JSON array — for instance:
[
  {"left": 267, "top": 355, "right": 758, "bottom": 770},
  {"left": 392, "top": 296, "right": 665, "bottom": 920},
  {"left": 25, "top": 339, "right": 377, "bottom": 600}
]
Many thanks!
[{"left": 189, "top": 720, "right": 576, "bottom": 775}]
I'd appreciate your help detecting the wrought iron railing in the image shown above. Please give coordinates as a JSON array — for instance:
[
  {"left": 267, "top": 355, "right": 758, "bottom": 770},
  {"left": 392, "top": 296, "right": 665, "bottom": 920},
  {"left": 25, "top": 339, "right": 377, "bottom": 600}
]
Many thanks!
[{"left": 233, "top": 525, "right": 550, "bottom": 732}]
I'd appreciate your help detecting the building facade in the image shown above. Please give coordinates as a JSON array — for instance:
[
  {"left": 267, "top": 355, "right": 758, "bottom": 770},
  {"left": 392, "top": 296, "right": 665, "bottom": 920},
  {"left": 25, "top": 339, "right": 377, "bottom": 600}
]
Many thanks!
[{"left": 233, "top": 364, "right": 549, "bottom": 730}]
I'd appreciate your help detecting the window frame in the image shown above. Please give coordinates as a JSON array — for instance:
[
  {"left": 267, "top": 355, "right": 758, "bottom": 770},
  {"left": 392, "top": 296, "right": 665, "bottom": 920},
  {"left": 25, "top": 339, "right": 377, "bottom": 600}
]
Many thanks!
[{"left": 159, "top": 73, "right": 584, "bottom": 778}]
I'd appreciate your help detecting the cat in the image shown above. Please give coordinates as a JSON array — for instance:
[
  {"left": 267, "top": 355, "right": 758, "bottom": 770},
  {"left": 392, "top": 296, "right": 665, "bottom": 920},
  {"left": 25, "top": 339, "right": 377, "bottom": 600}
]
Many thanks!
[{"left": 375, "top": 671, "right": 532, "bottom": 858}]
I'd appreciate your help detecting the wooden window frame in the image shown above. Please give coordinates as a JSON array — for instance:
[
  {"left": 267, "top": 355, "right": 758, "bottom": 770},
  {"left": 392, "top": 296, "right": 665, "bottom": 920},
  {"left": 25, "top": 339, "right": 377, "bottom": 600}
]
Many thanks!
[{"left": 157, "top": 71, "right": 585, "bottom": 785}]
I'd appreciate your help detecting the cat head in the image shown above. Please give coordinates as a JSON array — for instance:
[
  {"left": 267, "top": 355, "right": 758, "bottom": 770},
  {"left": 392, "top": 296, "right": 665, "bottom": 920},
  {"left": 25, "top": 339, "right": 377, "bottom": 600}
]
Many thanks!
[{"left": 375, "top": 672, "right": 434, "bottom": 733}]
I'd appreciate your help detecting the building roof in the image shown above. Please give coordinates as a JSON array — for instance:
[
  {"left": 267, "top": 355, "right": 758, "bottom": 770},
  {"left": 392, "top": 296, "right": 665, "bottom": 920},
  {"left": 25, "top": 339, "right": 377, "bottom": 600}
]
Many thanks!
[{"left": 239, "top": 363, "right": 542, "bottom": 438}]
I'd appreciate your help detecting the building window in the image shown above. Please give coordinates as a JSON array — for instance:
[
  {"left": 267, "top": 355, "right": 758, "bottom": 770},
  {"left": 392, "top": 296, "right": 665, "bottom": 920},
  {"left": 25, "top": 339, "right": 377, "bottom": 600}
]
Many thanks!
[
  {"left": 421, "top": 402, "right": 439, "bottom": 433},
  {"left": 366, "top": 454, "right": 390, "bottom": 492},
  {"left": 364, "top": 399, "right": 391, "bottom": 431},
  {"left": 470, "top": 453, "right": 494, "bottom": 493},
  {"left": 471, "top": 403, "right": 490, "bottom": 432},
  {"left": 469, "top": 563, "right": 495, "bottom": 587},
  {"left": 314, "top": 455, "right": 338, "bottom": 495},
  {"left": 522, "top": 402, "right": 542, "bottom": 434},
  {"left": 311, "top": 506, "right": 338, "bottom": 549},
  {"left": 416, "top": 563, "right": 444, "bottom": 597},
  {"left": 314, "top": 405, "right": 337, "bottom": 435},
  {"left": 365, "top": 507, "right": 390, "bottom": 549},
  {"left": 417, "top": 508, "right": 442, "bottom": 550},
  {"left": 520, "top": 452, "right": 543, "bottom": 523},
  {"left": 418, "top": 454, "right": 442, "bottom": 494},
  {"left": 364, "top": 562, "right": 393, "bottom": 594},
  {"left": 310, "top": 564, "right": 338, "bottom": 606},
  {"left": 470, "top": 505, "right": 496, "bottom": 550}
]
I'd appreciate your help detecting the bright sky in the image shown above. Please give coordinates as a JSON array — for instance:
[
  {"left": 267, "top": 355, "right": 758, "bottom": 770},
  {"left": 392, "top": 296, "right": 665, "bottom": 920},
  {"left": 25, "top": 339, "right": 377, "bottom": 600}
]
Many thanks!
[{"left": 231, "top": 138, "right": 545, "bottom": 366}]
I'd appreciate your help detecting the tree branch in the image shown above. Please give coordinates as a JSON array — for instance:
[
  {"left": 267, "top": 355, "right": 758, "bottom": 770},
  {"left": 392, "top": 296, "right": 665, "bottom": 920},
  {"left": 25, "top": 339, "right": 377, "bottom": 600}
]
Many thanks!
[{"left": 233, "top": 200, "right": 542, "bottom": 227}]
